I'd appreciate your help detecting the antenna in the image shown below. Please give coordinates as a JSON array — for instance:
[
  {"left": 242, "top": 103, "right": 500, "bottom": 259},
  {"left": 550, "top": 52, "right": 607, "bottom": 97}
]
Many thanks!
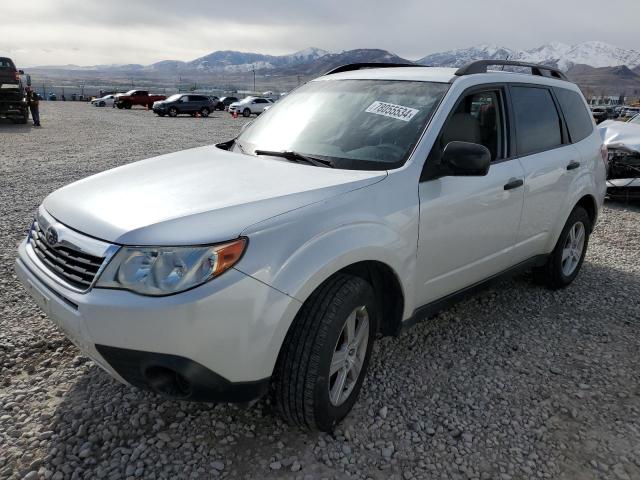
[{"left": 500, "top": 55, "right": 509, "bottom": 71}]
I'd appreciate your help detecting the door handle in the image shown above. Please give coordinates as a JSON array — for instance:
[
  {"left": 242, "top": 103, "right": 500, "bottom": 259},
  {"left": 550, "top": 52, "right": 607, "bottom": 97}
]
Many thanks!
[
  {"left": 503, "top": 178, "right": 524, "bottom": 190},
  {"left": 566, "top": 160, "right": 581, "bottom": 170}
]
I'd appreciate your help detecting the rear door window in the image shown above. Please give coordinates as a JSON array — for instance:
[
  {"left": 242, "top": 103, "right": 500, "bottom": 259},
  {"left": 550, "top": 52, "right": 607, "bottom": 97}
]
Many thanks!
[
  {"left": 554, "top": 88, "right": 594, "bottom": 143},
  {"left": 511, "top": 86, "right": 563, "bottom": 156}
]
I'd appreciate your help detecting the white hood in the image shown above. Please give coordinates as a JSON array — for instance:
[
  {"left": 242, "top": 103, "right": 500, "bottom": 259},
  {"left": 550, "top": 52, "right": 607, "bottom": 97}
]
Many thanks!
[
  {"left": 599, "top": 120, "right": 640, "bottom": 153},
  {"left": 44, "top": 146, "right": 386, "bottom": 245}
]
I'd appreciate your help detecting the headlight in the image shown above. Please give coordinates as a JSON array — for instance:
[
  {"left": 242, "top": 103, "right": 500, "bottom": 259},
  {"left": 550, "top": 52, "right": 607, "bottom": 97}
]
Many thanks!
[{"left": 96, "top": 238, "right": 246, "bottom": 296}]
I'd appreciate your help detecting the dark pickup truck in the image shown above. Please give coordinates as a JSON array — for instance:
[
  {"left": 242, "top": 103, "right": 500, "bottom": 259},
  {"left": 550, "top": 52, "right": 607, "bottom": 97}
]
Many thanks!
[
  {"left": 114, "top": 90, "right": 166, "bottom": 109},
  {"left": 0, "top": 57, "right": 29, "bottom": 124}
]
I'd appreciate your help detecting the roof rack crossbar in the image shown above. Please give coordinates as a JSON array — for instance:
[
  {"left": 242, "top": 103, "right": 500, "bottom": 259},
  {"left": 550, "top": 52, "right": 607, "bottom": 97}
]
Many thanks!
[
  {"left": 455, "top": 60, "right": 568, "bottom": 81},
  {"left": 324, "top": 62, "right": 423, "bottom": 76}
]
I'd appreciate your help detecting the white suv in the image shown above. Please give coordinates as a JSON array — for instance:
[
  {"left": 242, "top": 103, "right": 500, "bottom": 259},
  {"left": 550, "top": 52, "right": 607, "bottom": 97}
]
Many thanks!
[
  {"left": 16, "top": 61, "right": 606, "bottom": 431},
  {"left": 228, "top": 96, "right": 273, "bottom": 117}
]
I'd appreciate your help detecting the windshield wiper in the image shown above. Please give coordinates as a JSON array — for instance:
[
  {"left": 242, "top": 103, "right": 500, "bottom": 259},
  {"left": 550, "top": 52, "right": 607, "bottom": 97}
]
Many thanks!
[{"left": 254, "top": 149, "right": 333, "bottom": 168}]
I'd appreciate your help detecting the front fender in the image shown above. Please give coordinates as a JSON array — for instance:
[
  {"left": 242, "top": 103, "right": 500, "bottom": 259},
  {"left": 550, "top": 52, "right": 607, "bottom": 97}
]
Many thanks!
[{"left": 235, "top": 182, "right": 419, "bottom": 371}]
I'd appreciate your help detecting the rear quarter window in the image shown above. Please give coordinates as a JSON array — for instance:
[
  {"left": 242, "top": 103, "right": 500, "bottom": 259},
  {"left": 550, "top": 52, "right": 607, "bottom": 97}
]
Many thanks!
[
  {"left": 511, "top": 86, "right": 563, "bottom": 156},
  {"left": 554, "top": 88, "right": 594, "bottom": 143}
]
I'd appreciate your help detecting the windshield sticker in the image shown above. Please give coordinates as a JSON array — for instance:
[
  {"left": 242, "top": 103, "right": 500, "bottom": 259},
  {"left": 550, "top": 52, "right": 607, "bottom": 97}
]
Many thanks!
[{"left": 365, "top": 101, "right": 419, "bottom": 122}]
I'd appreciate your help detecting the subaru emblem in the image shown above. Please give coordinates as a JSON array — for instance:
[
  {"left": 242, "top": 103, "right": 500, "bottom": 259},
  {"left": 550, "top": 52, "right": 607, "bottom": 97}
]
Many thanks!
[{"left": 45, "top": 226, "right": 59, "bottom": 246}]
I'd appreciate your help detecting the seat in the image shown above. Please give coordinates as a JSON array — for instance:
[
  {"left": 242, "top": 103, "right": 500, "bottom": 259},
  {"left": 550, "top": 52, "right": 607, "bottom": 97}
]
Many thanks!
[{"left": 441, "top": 113, "right": 482, "bottom": 145}]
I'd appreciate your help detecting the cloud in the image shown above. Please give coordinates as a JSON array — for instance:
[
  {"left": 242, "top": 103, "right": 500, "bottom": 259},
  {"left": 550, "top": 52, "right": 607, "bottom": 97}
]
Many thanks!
[{"left": 4, "top": 0, "right": 639, "bottom": 66}]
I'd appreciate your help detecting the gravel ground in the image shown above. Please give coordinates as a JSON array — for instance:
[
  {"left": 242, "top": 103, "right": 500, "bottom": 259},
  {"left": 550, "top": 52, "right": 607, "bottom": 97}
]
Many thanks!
[{"left": 1, "top": 102, "right": 640, "bottom": 480}]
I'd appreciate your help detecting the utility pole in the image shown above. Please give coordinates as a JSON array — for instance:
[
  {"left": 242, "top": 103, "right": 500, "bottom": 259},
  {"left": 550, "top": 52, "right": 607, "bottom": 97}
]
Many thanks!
[{"left": 252, "top": 66, "right": 256, "bottom": 92}]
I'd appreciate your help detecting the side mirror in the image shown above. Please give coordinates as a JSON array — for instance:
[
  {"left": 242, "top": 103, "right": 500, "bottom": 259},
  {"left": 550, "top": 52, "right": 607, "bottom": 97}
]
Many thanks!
[{"left": 441, "top": 141, "right": 491, "bottom": 176}]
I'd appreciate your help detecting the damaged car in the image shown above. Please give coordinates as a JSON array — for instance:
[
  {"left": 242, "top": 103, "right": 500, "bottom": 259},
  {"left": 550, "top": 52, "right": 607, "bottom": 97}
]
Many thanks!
[{"left": 599, "top": 119, "right": 640, "bottom": 199}]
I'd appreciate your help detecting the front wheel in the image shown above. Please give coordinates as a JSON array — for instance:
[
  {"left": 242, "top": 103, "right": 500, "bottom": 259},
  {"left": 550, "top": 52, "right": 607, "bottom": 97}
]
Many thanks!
[
  {"left": 168, "top": 107, "right": 178, "bottom": 117},
  {"left": 273, "top": 274, "right": 377, "bottom": 431},
  {"left": 533, "top": 206, "right": 591, "bottom": 289},
  {"left": 242, "top": 108, "right": 251, "bottom": 117},
  {"left": 99, "top": 101, "right": 105, "bottom": 107},
  {"left": 200, "top": 107, "right": 210, "bottom": 117}
]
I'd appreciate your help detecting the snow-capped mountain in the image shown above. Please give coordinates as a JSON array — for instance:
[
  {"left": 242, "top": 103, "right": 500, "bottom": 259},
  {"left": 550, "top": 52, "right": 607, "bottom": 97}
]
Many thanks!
[
  {"left": 418, "top": 41, "right": 640, "bottom": 71},
  {"left": 185, "top": 47, "right": 328, "bottom": 73},
  {"left": 417, "top": 44, "right": 516, "bottom": 68}
]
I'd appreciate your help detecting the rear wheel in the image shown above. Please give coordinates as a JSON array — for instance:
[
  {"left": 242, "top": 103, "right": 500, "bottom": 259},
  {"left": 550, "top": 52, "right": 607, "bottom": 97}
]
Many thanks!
[
  {"left": 242, "top": 108, "right": 251, "bottom": 117},
  {"left": 200, "top": 107, "right": 210, "bottom": 117},
  {"left": 533, "top": 206, "right": 591, "bottom": 289},
  {"left": 123, "top": 102, "right": 132, "bottom": 110},
  {"left": 168, "top": 107, "right": 178, "bottom": 117},
  {"left": 273, "top": 274, "right": 377, "bottom": 431}
]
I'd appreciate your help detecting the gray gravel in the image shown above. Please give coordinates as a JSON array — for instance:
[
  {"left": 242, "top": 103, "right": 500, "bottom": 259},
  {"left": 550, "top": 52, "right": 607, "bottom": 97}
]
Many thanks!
[{"left": 1, "top": 102, "right": 640, "bottom": 480}]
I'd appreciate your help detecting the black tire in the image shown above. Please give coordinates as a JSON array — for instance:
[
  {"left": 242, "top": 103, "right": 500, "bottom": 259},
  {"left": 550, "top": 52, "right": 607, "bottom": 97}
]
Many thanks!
[
  {"left": 168, "top": 107, "right": 178, "bottom": 117},
  {"left": 242, "top": 108, "right": 251, "bottom": 117},
  {"left": 273, "top": 273, "right": 377, "bottom": 431},
  {"left": 116, "top": 103, "right": 124, "bottom": 109},
  {"left": 99, "top": 101, "right": 105, "bottom": 107},
  {"left": 200, "top": 107, "right": 210, "bottom": 117},
  {"left": 533, "top": 206, "right": 591, "bottom": 289},
  {"left": 124, "top": 103, "right": 132, "bottom": 110}
]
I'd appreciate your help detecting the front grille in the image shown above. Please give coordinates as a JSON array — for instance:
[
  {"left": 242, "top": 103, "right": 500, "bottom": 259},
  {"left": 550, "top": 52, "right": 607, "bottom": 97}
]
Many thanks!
[{"left": 30, "top": 221, "right": 105, "bottom": 290}]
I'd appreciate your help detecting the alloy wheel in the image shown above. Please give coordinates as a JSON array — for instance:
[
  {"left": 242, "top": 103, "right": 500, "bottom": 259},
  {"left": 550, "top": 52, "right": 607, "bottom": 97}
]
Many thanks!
[
  {"left": 561, "top": 221, "right": 585, "bottom": 276},
  {"left": 328, "top": 306, "right": 369, "bottom": 406}
]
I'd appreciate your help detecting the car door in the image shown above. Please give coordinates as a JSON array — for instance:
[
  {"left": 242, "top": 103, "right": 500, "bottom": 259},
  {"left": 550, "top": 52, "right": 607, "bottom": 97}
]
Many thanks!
[
  {"left": 183, "top": 95, "right": 196, "bottom": 113},
  {"left": 416, "top": 86, "right": 526, "bottom": 305},
  {"left": 508, "top": 84, "right": 581, "bottom": 261}
]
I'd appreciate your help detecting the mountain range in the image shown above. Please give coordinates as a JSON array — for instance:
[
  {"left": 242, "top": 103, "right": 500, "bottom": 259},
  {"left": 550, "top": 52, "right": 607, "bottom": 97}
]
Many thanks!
[
  {"left": 417, "top": 41, "right": 640, "bottom": 71},
  {"left": 27, "top": 41, "right": 640, "bottom": 94}
]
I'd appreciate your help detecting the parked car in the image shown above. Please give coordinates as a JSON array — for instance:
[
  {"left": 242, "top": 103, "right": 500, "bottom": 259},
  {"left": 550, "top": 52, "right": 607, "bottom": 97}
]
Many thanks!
[
  {"left": 47, "top": 93, "right": 57, "bottom": 101},
  {"left": 152, "top": 94, "right": 217, "bottom": 117},
  {"left": 228, "top": 96, "right": 273, "bottom": 117},
  {"left": 590, "top": 107, "right": 608, "bottom": 124},
  {"left": 91, "top": 94, "right": 116, "bottom": 107},
  {"left": 215, "top": 96, "right": 239, "bottom": 111},
  {"left": 0, "top": 56, "right": 29, "bottom": 124},
  {"left": 599, "top": 119, "right": 640, "bottom": 198},
  {"left": 16, "top": 61, "right": 606, "bottom": 431},
  {"left": 621, "top": 107, "right": 640, "bottom": 118},
  {"left": 114, "top": 90, "right": 166, "bottom": 109}
]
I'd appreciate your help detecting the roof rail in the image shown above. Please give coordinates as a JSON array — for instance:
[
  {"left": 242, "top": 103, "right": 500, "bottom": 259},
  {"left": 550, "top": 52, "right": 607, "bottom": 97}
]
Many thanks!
[
  {"left": 324, "top": 62, "right": 423, "bottom": 76},
  {"left": 455, "top": 60, "right": 568, "bottom": 81}
]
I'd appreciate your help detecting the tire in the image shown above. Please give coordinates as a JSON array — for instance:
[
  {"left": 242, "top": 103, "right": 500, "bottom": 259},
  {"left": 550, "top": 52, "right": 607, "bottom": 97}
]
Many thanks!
[
  {"left": 99, "top": 101, "right": 105, "bottom": 107},
  {"left": 273, "top": 273, "right": 377, "bottom": 431},
  {"left": 168, "top": 107, "right": 178, "bottom": 117},
  {"left": 242, "top": 108, "right": 251, "bottom": 117},
  {"left": 123, "top": 102, "right": 132, "bottom": 110},
  {"left": 116, "top": 103, "right": 124, "bottom": 109},
  {"left": 533, "top": 206, "right": 591, "bottom": 289},
  {"left": 200, "top": 107, "right": 210, "bottom": 117}
]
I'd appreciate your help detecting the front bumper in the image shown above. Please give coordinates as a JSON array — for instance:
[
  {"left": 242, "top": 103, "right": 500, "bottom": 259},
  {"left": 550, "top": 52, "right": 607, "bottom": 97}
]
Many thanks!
[{"left": 16, "top": 238, "right": 301, "bottom": 402}]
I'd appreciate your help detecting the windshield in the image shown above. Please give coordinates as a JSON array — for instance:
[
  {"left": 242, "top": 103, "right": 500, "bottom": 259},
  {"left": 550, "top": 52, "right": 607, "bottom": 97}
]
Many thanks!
[
  {"left": 236, "top": 79, "right": 449, "bottom": 170},
  {"left": 166, "top": 94, "right": 182, "bottom": 102},
  {"left": 630, "top": 114, "right": 640, "bottom": 125}
]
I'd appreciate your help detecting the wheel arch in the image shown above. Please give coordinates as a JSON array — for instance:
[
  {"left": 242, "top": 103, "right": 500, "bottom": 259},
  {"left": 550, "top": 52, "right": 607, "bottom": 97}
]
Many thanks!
[{"left": 546, "top": 187, "right": 599, "bottom": 253}]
